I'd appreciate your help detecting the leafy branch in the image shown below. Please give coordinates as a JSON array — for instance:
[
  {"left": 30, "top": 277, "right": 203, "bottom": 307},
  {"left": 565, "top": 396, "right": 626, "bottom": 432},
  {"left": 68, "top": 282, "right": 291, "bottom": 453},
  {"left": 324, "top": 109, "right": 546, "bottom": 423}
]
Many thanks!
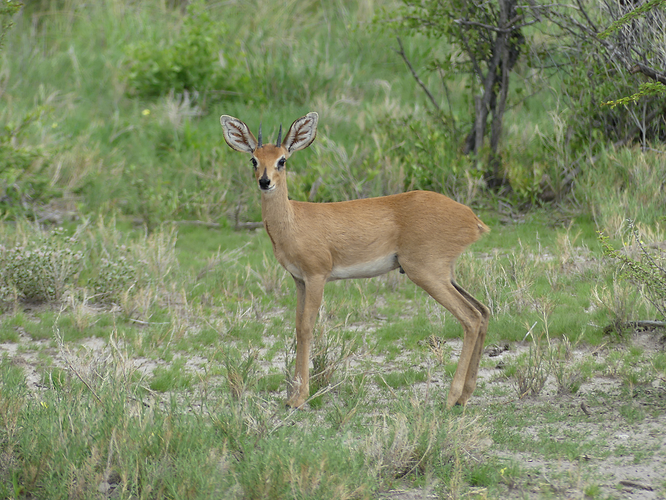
[
  {"left": 603, "top": 82, "right": 666, "bottom": 108},
  {"left": 599, "top": 221, "right": 666, "bottom": 321},
  {"left": 0, "top": 0, "right": 21, "bottom": 51},
  {"left": 598, "top": 0, "right": 666, "bottom": 39}
]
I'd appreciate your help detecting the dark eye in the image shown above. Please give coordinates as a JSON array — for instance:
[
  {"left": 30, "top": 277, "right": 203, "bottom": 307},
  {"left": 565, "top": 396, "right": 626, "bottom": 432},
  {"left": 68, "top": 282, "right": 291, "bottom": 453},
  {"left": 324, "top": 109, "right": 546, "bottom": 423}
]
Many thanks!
[
  {"left": 277, "top": 158, "right": 286, "bottom": 170},
  {"left": 250, "top": 158, "right": 258, "bottom": 170}
]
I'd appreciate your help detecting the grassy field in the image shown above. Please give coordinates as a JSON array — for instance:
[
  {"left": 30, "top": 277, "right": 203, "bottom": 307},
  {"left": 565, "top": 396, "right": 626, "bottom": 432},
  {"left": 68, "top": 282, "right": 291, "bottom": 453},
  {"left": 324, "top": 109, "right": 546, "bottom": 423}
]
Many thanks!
[
  {"left": 1, "top": 218, "right": 665, "bottom": 499},
  {"left": 1, "top": 0, "right": 666, "bottom": 499}
]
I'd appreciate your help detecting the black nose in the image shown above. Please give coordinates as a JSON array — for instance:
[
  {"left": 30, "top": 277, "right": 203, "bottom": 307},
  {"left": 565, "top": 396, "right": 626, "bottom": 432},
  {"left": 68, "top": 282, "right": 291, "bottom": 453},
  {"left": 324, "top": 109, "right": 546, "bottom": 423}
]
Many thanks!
[{"left": 259, "top": 174, "right": 271, "bottom": 190}]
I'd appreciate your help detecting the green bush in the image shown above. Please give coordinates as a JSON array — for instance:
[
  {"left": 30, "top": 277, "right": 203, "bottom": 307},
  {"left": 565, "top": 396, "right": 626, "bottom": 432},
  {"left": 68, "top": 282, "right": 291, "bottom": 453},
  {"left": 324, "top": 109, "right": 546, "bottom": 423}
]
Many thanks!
[
  {"left": 0, "top": 0, "right": 21, "bottom": 50},
  {"left": 376, "top": 114, "right": 483, "bottom": 200},
  {"left": 0, "top": 227, "right": 83, "bottom": 304},
  {"left": 124, "top": 1, "right": 248, "bottom": 100},
  {"left": 87, "top": 249, "right": 139, "bottom": 304},
  {"left": 600, "top": 223, "right": 666, "bottom": 322},
  {"left": 0, "top": 107, "right": 57, "bottom": 218},
  {"left": 561, "top": 57, "right": 666, "bottom": 152}
]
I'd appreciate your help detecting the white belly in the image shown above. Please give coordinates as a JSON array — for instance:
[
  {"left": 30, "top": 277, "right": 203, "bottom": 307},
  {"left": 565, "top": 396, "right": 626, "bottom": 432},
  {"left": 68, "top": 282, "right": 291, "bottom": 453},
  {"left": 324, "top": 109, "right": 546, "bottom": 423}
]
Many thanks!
[
  {"left": 284, "top": 261, "right": 304, "bottom": 280},
  {"left": 329, "top": 254, "right": 398, "bottom": 280}
]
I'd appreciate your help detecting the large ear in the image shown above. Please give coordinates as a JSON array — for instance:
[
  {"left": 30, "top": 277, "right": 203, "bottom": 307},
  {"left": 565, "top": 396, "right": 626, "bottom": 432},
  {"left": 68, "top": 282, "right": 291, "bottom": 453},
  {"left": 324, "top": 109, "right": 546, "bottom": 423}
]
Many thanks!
[
  {"left": 282, "top": 112, "right": 318, "bottom": 153},
  {"left": 220, "top": 115, "right": 258, "bottom": 153}
]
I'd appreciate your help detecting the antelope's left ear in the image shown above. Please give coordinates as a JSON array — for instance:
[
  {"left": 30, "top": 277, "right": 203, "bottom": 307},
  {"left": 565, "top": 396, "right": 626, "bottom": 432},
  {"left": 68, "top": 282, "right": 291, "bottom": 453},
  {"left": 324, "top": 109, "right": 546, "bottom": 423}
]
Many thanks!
[
  {"left": 220, "top": 115, "right": 258, "bottom": 153},
  {"left": 282, "top": 112, "right": 318, "bottom": 153}
]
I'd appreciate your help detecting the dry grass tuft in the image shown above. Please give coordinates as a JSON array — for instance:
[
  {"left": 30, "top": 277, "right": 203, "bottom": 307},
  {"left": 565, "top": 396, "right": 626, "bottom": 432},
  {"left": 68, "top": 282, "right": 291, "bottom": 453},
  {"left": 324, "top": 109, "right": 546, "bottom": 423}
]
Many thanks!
[
  {"left": 363, "top": 403, "right": 491, "bottom": 485},
  {"left": 310, "top": 325, "right": 358, "bottom": 394},
  {"left": 511, "top": 337, "right": 550, "bottom": 399},
  {"left": 224, "top": 348, "right": 260, "bottom": 400}
]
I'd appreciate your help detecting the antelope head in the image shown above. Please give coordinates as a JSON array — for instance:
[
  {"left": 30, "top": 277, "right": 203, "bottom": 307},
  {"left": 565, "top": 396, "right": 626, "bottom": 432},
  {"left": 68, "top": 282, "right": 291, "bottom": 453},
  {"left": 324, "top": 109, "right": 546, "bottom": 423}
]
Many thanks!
[{"left": 220, "top": 112, "right": 319, "bottom": 194}]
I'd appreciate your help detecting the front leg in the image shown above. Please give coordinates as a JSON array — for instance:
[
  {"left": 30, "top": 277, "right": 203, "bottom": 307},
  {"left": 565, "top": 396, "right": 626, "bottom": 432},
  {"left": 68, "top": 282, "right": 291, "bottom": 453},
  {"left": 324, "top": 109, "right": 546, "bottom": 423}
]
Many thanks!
[
  {"left": 288, "top": 277, "right": 306, "bottom": 404},
  {"left": 286, "top": 276, "right": 325, "bottom": 408}
]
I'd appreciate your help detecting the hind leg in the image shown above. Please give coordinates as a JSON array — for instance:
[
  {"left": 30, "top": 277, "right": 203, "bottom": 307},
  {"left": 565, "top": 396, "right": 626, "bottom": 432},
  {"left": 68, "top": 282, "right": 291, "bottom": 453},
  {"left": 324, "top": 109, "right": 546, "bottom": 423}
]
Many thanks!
[
  {"left": 452, "top": 281, "right": 489, "bottom": 404},
  {"left": 403, "top": 267, "right": 484, "bottom": 407}
]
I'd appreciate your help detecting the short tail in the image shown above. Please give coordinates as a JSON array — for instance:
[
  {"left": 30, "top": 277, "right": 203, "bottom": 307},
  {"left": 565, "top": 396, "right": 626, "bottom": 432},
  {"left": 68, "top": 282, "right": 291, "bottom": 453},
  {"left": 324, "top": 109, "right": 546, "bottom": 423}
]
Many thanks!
[{"left": 476, "top": 216, "right": 490, "bottom": 235}]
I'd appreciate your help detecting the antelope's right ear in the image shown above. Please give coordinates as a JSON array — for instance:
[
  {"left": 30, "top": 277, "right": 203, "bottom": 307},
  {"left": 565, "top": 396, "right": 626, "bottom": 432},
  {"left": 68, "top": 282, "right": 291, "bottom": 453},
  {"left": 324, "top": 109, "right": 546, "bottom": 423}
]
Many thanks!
[
  {"left": 220, "top": 115, "right": 258, "bottom": 153},
  {"left": 282, "top": 112, "right": 318, "bottom": 153}
]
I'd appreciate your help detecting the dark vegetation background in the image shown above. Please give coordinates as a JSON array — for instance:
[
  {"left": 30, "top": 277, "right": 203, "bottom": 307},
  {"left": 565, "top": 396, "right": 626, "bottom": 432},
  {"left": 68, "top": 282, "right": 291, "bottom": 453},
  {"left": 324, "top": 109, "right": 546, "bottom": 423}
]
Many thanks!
[{"left": 1, "top": 0, "right": 664, "bottom": 229}]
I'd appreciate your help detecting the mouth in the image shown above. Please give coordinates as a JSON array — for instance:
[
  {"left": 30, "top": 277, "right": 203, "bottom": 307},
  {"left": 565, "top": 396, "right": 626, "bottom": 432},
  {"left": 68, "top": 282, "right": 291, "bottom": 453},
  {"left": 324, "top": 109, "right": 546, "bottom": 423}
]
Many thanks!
[{"left": 259, "top": 184, "right": 277, "bottom": 193}]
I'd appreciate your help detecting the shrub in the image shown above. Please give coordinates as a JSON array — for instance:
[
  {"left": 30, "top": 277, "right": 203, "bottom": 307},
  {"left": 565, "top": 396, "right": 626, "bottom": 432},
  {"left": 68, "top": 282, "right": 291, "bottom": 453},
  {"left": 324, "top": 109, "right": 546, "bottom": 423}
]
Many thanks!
[
  {"left": 124, "top": 1, "right": 248, "bottom": 101},
  {"left": 83, "top": 221, "right": 178, "bottom": 308},
  {"left": 507, "top": 337, "right": 550, "bottom": 399},
  {"left": 549, "top": 337, "right": 589, "bottom": 395},
  {"left": 0, "top": 0, "right": 21, "bottom": 51},
  {"left": 599, "top": 221, "right": 666, "bottom": 321},
  {"left": 87, "top": 248, "right": 139, "bottom": 304},
  {"left": 0, "top": 226, "right": 83, "bottom": 304},
  {"left": 551, "top": 0, "right": 666, "bottom": 149},
  {"left": 374, "top": 114, "right": 485, "bottom": 204},
  {"left": 0, "top": 107, "right": 56, "bottom": 218},
  {"left": 224, "top": 348, "right": 259, "bottom": 400}
]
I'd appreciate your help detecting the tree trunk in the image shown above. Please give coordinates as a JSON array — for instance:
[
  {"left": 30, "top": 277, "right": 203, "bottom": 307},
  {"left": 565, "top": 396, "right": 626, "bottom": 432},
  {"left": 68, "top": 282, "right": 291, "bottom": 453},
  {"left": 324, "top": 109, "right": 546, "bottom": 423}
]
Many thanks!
[
  {"left": 487, "top": 0, "right": 512, "bottom": 188},
  {"left": 462, "top": 0, "right": 525, "bottom": 188}
]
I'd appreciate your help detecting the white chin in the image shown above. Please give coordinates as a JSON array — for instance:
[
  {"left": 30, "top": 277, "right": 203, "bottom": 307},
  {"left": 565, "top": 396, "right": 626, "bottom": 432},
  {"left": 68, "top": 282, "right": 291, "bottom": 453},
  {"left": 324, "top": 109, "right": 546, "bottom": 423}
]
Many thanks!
[{"left": 260, "top": 185, "right": 277, "bottom": 193}]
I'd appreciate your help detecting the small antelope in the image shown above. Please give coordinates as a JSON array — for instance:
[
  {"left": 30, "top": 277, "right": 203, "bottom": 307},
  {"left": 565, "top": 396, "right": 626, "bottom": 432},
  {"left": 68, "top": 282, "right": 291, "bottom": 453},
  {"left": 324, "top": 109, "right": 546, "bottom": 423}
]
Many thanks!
[{"left": 220, "top": 112, "right": 490, "bottom": 408}]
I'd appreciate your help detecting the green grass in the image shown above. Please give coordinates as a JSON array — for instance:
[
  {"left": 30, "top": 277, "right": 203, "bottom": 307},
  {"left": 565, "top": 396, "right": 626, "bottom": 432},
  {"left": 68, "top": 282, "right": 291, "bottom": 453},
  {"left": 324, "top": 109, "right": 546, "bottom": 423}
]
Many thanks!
[
  {"left": 150, "top": 357, "right": 193, "bottom": 392},
  {"left": 377, "top": 368, "right": 430, "bottom": 389},
  {"left": 2, "top": 0, "right": 666, "bottom": 498},
  {"left": 2, "top": 223, "right": 666, "bottom": 499},
  {"left": 1, "top": 351, "right": 500, "bottom": 499},
  {"left": 257, "top": 372, "right": 283, "bottom": 393}
]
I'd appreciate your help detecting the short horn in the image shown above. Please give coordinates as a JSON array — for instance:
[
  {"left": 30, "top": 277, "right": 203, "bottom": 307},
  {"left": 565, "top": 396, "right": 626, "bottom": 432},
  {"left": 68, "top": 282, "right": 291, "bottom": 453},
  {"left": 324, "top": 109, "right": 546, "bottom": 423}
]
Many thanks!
[
  {"left": 276, "top": 124, "right": 282, "bottom": 146},
  {"left": 257, "top": 123, "right": 263, "bottom": 148}
]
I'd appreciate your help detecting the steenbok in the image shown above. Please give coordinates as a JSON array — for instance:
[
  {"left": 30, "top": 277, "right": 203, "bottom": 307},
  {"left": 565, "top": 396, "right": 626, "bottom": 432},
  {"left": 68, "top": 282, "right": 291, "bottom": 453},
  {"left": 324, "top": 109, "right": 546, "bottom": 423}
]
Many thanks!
[{"left": 220, "top": 112, "right": 490, "bottom": 409}]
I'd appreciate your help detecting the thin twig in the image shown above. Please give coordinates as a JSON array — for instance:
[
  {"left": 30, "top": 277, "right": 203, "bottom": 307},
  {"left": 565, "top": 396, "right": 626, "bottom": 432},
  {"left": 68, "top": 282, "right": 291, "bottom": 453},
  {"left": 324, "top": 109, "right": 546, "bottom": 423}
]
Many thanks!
[
  {"left": 128, "top": 318, "right": 170, "bottom": 325},
  {"left": 376, "top": 373, "right": 400, "bottom": 400},
  {"left": 453, "top": 17, "right": 537, "bottom": 33},
  {"left": 66, "top": 357, "right": 103, "bottom": 404},
  {"left": 522, "top": 321, "right": 538, "bottom": 342},
  {"left": 394, "top": 37, "right": 442, "bottom": 114},
  {"left": 619, "top": 480, "right": 653, "bottom": 491},
  {"left": 438, "top": 67, "right": 458, "bottom": 136}
]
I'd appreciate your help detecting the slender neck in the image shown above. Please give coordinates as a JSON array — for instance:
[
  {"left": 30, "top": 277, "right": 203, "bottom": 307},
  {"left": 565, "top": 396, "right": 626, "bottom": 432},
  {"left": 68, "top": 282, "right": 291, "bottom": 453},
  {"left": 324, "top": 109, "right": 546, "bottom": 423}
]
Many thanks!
[{"left": 261, "top": 183, "right": 294, "bottom": 235}]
